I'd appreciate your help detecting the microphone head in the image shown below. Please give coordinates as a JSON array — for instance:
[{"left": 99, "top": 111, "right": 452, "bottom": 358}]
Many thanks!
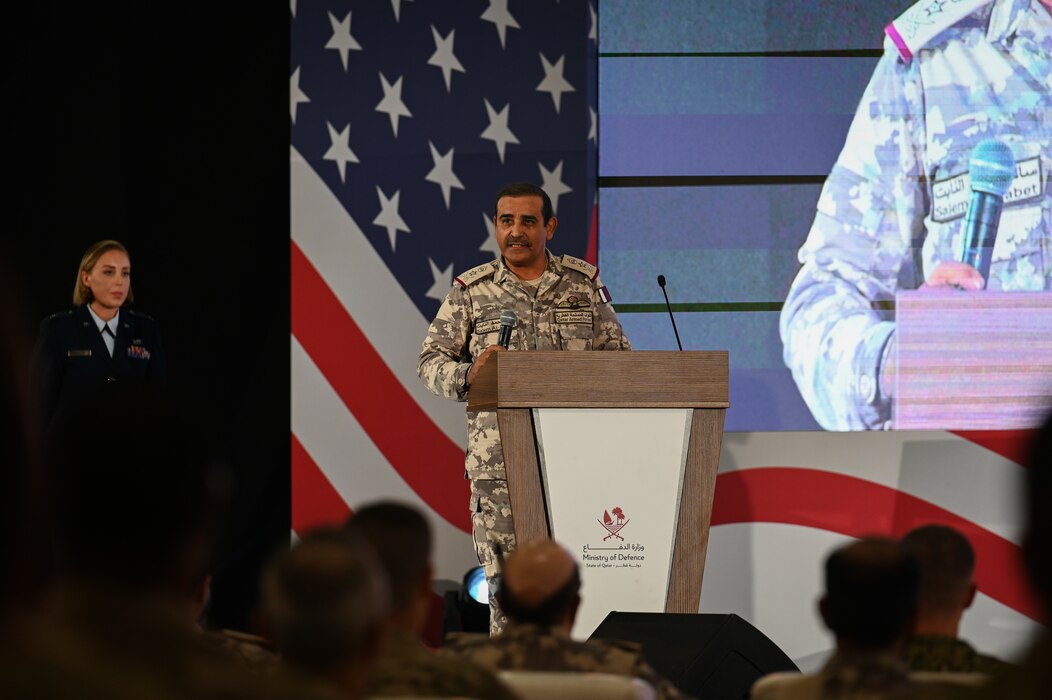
[
  {"left": 969, "top": 138, "right": 1015, "bottom": 196},
  {"left": 657, "top": 275, "right": 666, "bottom": 288},
  {"left": 499, "top": 309, "right": 517, "bottom": 327}
]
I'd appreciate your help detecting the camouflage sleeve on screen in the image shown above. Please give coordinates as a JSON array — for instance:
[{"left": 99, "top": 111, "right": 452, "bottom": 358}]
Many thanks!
[
  {"left": 779, "top": 46, "right": 927, "bottom": 431},
  {"left": 418, "top": 283, "right": 473, "bottom": 401},
  {"left": 592, "top": 274, "right": 633, "bottom": 351}
]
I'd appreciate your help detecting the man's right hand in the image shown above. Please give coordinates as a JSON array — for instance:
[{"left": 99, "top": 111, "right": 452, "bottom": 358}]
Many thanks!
[
  {"left": 467, "top": 345, "right": 503, "bottom": 386},
  {"left": 921, "top": 261, "right": 985, "bottom": 290}
]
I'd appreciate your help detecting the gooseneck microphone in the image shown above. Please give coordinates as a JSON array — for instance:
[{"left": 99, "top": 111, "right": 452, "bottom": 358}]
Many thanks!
[
  {"left": 497, "top": 310, "right": 517, "bottom": 349},
  {"left": 656, "top": 275, "right": 683, "bottom": 351},
  {"left": 959, "top": 138, "right": 1015, "bottom": 285}
]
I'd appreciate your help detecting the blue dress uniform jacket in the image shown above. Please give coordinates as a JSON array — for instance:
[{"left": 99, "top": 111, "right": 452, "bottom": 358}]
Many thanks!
[{"left": 34, "top": 305, "right": 166, "bottom": 431}]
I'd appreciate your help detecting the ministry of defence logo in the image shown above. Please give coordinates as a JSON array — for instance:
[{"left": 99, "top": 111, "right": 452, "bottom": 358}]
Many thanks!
[{"left": 598, "top": 506, "right": 629, "bottom": 541}]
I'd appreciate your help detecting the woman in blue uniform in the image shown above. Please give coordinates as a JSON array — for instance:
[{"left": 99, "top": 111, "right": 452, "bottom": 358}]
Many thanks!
[{"left": 33, "top": 240, "right": 166, "bottom": 433}]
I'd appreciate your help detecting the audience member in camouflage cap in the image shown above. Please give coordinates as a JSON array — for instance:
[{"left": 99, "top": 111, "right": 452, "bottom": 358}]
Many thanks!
[
  {"left": 439, "top": 539, "right": 689, "bottom": 700},
  {"left": 344, "top": 501, "right": 519, "bottom": 699},
  {"left": 781, "top": 0, "right": 1051, "bottom": 430},
  {"left": 418, "top": 182, "right": 631, "bottom": 632},
  {"left": 900, "top": 524, "right": 1010, "bottom": 674}
]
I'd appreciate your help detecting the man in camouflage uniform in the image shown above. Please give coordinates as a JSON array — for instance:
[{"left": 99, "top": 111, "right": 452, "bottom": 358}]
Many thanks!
[
  {"left": 439, "top": 539, "right": 690, "bottom": 700},
  {"left": 418, "top": 182, "right": 631, "bottom": 632},
  {"left": 781, "top": 0, "right": 1052, "bottom": 430},
  {"left": 900, "top": 524, "right": 1011, "bottom": 674},
  {"left": 751, "top": 538, "right": 934, "bottom": 700},
  {"left": 345, "top": 502, "right": 518, "bottom": 699}
]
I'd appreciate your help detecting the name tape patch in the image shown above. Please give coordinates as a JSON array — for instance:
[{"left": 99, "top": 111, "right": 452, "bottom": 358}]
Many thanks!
[
  {"left": 475, "top": 318, "right": 502, "bottom": 335},
  {"left": 932, "top": 156, "right": 1042, "bottom": 223}
]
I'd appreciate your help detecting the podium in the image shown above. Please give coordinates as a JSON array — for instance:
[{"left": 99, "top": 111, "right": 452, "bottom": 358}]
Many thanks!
[
  {"left": 893, "top": 290, "right": 1052, "bottom": 430},
  {"left": 468, "top": 351, "right": 729, "bottom": 636}
]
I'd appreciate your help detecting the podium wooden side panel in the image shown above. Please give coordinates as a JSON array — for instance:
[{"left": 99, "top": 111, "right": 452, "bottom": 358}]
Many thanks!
[
  {"left": 497, "top": 408, "right": 549, "bottom": 545},
  {"left": 667, "top": 408, "right": 724, "bottom": 612}
]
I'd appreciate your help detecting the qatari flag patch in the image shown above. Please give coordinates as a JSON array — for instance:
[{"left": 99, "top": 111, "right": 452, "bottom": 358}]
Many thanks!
[{"left": 598, "top": 286, "right": 613, "bottom": 303}]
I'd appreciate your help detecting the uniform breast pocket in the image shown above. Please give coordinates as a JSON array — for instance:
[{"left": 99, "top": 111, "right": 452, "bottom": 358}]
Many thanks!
[
  {"left": 556, "top": 322, "right": 593, "bottom": 351},
  {"left": 989, "top": 203, "right": 1048, "bottom": 291}
]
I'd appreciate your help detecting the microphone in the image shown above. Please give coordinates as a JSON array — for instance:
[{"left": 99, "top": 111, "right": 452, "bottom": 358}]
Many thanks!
[
  {"left": 656, "top": 275, "right": 683, "bottom": 351},
  {"left": 497, "top": 310, "right": 517, "bottom": 349},
  {"left": 959, "top": 138, "right": 1014, "bottom": 285}
]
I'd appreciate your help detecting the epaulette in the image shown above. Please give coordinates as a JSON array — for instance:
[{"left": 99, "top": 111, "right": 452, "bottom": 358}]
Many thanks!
[
  {"left": 455, "top": 260, "right": 498, "bottom": 288},
  {"left": 560, "top": 254, "right": 598, "bottom": 281},
  {"left": 884, "top": 0, "right": 993, "bottom": 62},
  {"left": 45, "top": 309, "right": 74, "bottom": 322},
  {"left": 126, "top": 308, "right": 156, "bottom": 322}
]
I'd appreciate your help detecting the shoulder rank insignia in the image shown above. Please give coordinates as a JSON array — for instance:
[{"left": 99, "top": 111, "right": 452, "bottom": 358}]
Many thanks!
[
  {"left": 560, "top": 254, "right": 598, "bottom": 281},
  {"left": 884, "top": 0, "right": 993, "bottom": 61},
  {"left": 455, "top": 260, "right": 498, "bottom": 288}
]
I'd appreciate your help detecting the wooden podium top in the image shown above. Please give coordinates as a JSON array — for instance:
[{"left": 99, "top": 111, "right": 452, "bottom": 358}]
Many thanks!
[{"left": 467, "top": 350, "right": 729, "bottom": 411}]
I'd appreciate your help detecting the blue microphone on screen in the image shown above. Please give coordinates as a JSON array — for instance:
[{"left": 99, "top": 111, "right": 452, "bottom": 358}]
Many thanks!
[{"left": 959, "top": 138, "right": 1015, "bottom": 285}]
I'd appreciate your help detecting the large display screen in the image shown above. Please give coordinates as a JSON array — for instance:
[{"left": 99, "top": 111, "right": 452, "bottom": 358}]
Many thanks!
[{"left": 598, "top": 0, "right": 1052, "bottom": 432}]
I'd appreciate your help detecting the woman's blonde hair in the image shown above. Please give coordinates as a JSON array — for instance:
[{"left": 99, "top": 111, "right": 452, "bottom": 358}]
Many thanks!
[{"left": 72, "top": 240, "right": 134, "bottom": 306}]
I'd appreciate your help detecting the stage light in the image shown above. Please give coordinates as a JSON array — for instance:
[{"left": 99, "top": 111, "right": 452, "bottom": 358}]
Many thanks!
[{"left": 465, "top": 565, "right": 488, "bottom": 604}]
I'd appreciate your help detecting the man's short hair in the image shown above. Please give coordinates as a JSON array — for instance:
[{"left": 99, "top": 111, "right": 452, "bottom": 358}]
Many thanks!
[
  {"left": 823, "top": 537, "right": 920, "bottom": 650},
  {"left": 901, "top": 524, "right": 975, "bottom": 613},
  {"left": 496, "top": 565, "right": 580, "bottom": 627},
  {"left": 261, "top": 528, "right": 387, "bottom": 675},
  {"left": 494, "top": 183, "right": 554, "bottom": 224},
  {"left": 344, "top": 501, "right": 431, "bottom": 610}
]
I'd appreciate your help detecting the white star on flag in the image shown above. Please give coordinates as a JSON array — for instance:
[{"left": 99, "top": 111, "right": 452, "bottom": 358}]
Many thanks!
[
  {"left": 373, "top": 187, "right": 411, "bottom": 251},
  {"left": 325, "top": 11, "right": 362, "bottom": 71},
  {"left": 588, "top": 107, "right": 597, "bottom": 144},
  {"left": 480, "top": 0, "right": 521, "bottom": 49},
  {"left": 479, "top": 213, "right": 500, "bottom": 256},
  {"left": 536, "top": 53, "right": 575, "bottom": 114},
  {"left": 390, "top": 0, "right": 413, "bottom": 22},
  {"left": 376, "top": 72, "right": 412, "bottom": 137},
  {"left": 480, "top": 99, "right": 519, "bottom": 163},
  {"left": 588, "top": 4, "right": 597, "bottom": 42},
  {"left": 428, "top": 26, "right": 466, "bottom": 93},
  {"left": 426, "top": 258, "right": 455, "bottom": 301},
  {"left": 290, "top": 67, "right": 310, "bottom": 124},
  {"left": 290, "top": 0, "right": 297, "bottom": 18},
  {"left": 538, "top": 160, "right": 572, "bottom": 214},
  {"left": 425, "top": 141, "right": 464, "bottom": 209},
  {"left": 323, "top": 122, "right": 359, "bottom": 183}
]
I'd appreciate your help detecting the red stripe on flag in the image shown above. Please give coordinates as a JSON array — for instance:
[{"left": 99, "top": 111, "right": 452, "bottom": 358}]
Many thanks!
[
  {"left": 584, "top": 200, "right": 598, "bottom": 266},
  {"left": 291, "top": 241, "right": 471, "bottom": 533},
  {"left": 292, "top": 432, "right": 353, "bottom": 534},
  {"left": 951, "top": 430, "right": 1036, "bottom": 467},
  {"left": 712, "top": 467, "right": 1040, "bottom": 621}
]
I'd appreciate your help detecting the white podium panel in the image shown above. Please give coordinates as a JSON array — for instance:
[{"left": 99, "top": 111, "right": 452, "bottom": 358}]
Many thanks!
[{"left": 534, "top": 408, "right": 691, "bottom": 638}]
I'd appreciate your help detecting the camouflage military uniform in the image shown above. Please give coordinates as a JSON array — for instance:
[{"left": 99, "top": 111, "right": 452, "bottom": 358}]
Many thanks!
[
  {"left": 904, "top": 634, "right": 1010, "bottom": 674},
  {"left": 751, "top": 651, "right": 948, "bottom": 700},
  {"left": 439, "top": 623, "right": 689, "bottom": 700},
  {"left": 781, "top": 0, "right": 1052, "bottom": 430},
  {"left": 418, "top": 252, "right": 631, "bottom": 631},
  {"left": 365, "top": 627, "right": 519, "bottom": 699}
]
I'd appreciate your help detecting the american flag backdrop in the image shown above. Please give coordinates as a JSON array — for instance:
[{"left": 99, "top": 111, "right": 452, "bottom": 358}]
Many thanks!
[
  {"left": 288, "top": 0, "right": 1042, "bottom": 662},
  {"left": 289, "top": 0, "right": 598, "bottom": 598}
]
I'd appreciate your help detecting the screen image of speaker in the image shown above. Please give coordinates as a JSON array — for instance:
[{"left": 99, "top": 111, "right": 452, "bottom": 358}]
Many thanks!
[{"left": 589, "top": 612, "right": 798, "bottom": 700}]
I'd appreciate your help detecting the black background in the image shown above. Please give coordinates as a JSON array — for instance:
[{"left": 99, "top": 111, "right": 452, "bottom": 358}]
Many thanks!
[{"left": 7, "top": 3, "right": 290, "bottom": 630}]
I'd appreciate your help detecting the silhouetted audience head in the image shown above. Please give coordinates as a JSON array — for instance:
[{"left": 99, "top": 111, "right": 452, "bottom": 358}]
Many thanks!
[
  {"left": 901, "top": 524, "right": 976, "bottom": 630},
  {"left": 344, "top": 501, "right": 432, "bottom": 632},
  {"left": 497, "top": 539, "right": 581, "bottom": 630},
  {"left": 261, "top": 528, "right": 388, "bottom": 692},
  {"left": 820, "top": 537, "right": 920, "bottom": 652},
  {"left": 47, "top": 390, "right": 220, "bottom": 598},
  {"left": 1024, "top": 410, "right": 1052, "bottom": 619}
]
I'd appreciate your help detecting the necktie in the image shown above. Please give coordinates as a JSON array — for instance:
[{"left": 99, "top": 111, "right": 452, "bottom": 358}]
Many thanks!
[{"left": 102, "top": 324, "right": 116, "bottom": 338}]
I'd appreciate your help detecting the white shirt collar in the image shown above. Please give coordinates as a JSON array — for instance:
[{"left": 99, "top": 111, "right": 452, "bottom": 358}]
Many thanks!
[{"left": 86, "top": 305, "right": 120, "bottom": 333}]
